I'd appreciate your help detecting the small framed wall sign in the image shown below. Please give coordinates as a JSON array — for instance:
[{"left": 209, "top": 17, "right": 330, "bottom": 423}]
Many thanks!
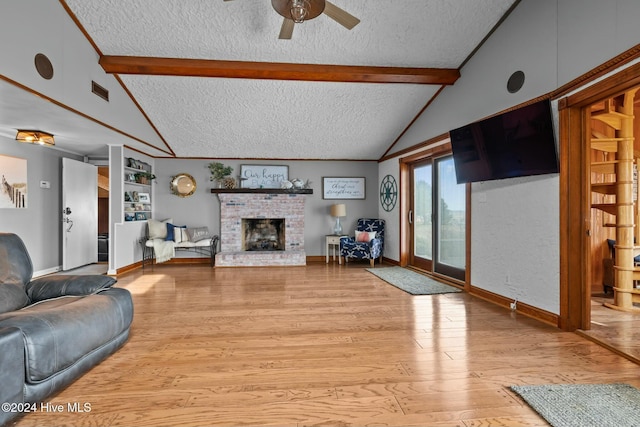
[
  {"left": 322, "top": 177, "right": 366, "bottom": 199},
  {"left": 240, "top": 164, "right": 288, "bottom": 189},
  {"left": 138, "top": 192, "right": 150, "bottom": 203}
]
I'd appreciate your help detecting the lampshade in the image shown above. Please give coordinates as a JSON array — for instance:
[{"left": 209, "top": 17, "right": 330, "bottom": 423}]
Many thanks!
[
  {"left": 330, "top": 203, "right": 346, "bottom": 217},
  {"left": 16, "top": 130, "right": 54, "bottom": 146}
]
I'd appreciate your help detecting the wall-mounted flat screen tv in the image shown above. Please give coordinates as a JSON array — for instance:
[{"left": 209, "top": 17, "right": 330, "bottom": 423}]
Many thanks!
[{"left": 449, "top": 99, "right": 559, "bottom": 184}]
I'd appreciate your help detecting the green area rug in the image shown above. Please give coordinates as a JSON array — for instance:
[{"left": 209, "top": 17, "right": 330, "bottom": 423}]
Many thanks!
[
  {"left": 511, "top": 383, "right": 640, "bottom": 427},
  {"left": 366, "top": 267, "right": 461, "bottom": 295}
]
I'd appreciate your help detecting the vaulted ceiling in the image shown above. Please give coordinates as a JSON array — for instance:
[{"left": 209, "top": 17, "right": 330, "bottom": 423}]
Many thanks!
[{"left": 8, "top": 0, "right": 521, "bottom": 160}]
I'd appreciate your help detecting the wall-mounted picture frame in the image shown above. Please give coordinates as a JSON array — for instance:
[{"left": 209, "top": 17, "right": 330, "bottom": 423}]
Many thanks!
[
  {"left": 240, "top": 164, "right": 288, "bottom": 189},
  {"left": 138, "top": 192, "right": 150, "bottom": 203},
  {"left": 0, "top": 155, "right": 28, "bottom": 208},
  {"left": 135, "top": 212, "right": 147, "bottom": 221},
  {"left": 322, "top": 177, "right": 366, "bottom": 199}
]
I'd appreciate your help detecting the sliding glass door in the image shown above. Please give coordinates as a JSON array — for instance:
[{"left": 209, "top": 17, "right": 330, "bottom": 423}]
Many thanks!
[
  {"left": 410, "top": 160, "right": 433, "bottom": 271},
  {"left": 434, "top": 156, "right": 466, "bottom": 280},
  {"left": 409, "top": 155, "right": 466, "bottom": 281}
]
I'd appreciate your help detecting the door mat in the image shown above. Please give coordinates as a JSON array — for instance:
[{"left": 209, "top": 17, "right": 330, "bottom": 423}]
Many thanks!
[
  {"left": 366, "top": 266, "right": 461, "bottom": 295},
  {"left": 510, "top": 383, "right": 640, "bottom": 427}
]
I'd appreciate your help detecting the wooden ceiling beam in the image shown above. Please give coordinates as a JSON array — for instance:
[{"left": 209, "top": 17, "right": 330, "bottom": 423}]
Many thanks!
[{"left": 99, "top": 55, "right": 460, "bottom": 85}]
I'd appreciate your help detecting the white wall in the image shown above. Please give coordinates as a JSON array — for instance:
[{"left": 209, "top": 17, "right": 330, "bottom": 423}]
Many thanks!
[
  {"left": 0, "top": 0, "right": 165, "bottom": 152},
  {"left": 470, "top": 175, "right": 559, "bottom": 314},
  {"left": 380, "top": 0, "right": 640, "bottom": 316},
  {"left": 108, "top": 147, "right": 155, "bottom": 273},
  {"left": 0, "top": 136, "right": 82, "bottom": 274}
]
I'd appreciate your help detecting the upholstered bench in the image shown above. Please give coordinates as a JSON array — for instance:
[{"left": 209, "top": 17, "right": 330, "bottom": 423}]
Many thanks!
[{"left": 140, "top": 219, "right": 219, "bottom": 268}]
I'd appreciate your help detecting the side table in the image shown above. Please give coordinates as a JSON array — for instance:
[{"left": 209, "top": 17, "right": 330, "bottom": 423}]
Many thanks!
[{"left": 326, "top": 234, "right": 346, "bottom": 264}]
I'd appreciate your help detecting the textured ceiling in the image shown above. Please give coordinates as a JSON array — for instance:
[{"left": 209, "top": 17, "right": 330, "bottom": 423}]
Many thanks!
[{"left": 58, "top": 0, "right": 518, "bottom": 159}]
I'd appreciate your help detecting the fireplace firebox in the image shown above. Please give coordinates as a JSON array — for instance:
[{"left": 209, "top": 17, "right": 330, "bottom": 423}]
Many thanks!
[{"left": 242, "top": 218, "right": 285, "bottom": 251}]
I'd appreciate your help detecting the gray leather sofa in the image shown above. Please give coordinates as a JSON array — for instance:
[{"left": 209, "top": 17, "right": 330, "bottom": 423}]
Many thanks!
[{"left": 0, "top": 233, "right": 133, "bottom": 426}]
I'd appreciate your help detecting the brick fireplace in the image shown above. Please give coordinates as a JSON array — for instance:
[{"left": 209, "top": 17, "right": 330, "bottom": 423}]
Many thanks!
[{"left": 215, "top": 192, "right": 307, "bottom": 266}]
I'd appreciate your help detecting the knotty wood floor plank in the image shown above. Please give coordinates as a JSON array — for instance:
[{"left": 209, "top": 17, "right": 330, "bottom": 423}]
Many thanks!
[{"left": 12, "top": 263, "right": 640, "bottom": 427}]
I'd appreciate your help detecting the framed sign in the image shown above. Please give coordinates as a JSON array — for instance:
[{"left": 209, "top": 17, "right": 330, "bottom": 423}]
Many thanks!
[
  {"left": 322, "top": 177, "right": 366, "bottom": 199},
  {"left": 240, "top": 165, "right": 288, "bottom": 189}
]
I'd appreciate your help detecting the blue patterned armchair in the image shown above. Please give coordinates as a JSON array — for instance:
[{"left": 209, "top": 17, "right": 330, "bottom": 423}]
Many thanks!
[{"left": 340, "top": 218, "right": 385, "bottom": 267}]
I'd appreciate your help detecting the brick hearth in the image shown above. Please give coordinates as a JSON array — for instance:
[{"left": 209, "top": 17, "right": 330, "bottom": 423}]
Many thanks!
[{"left": 215, "top": 193, "right": 307, "bottom": 266}]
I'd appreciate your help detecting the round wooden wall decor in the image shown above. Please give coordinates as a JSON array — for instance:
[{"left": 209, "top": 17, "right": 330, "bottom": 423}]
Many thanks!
[
  {"left": 380, "top": 174, "right": 397, "bottom": 212},
  {"left": 34, "top": 53, "right": 54, "bottom": 80}
]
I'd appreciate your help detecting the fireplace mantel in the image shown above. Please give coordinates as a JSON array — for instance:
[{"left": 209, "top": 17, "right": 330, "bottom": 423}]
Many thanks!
[{"left": 210, "top": 188, "right": 313, "bottom": 194}]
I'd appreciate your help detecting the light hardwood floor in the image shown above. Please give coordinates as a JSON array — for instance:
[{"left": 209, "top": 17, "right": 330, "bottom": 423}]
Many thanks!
[
  {"left": 578, "top": 295, "right": 640, "bottom": 364},
  {"left": 13, "top": 263, "right": 640, "bottom": 427}
]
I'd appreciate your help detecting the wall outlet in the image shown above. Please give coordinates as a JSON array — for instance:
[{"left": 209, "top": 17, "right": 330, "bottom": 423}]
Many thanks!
[{"left": 510, "top": 299, "right": 518, "bottom": 311}]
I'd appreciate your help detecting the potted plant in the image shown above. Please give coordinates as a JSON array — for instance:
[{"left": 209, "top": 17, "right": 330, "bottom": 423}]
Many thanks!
[
  {"left": 208, "top": 162, "right": 233, "bottom": 188},
  {"left": 135, "top": 171, "right": 156, "bottom": 185}
]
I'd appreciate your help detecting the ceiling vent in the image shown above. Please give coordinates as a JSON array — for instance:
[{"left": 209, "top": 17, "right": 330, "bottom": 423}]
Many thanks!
[{"left": 91, "top": 81, "right": 109, "bottom": 102}]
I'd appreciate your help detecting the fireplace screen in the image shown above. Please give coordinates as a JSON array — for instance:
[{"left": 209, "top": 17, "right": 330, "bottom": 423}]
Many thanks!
[{"left": 242, "top": 218, "right": 285, "bottom": 251}]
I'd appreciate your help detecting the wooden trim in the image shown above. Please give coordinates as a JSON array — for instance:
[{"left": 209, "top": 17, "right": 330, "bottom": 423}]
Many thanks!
[
  {"left": 552, "top": 44, "right": 640, "bottom": 101},
  {"left": 0, "top": 74, "right": 174, "bottom": 157},
  {"left": 558, "top": 103, "right": 590, "bottom": 331},
  {"left": 563, "top": 61, "right": 640, "bottom": 107},
  {"left": 469, "top": 285, "right": 559, "bottom": 327},
  {"left": 399, "top": 141, "right": 452, "bottom": 163},
  {"left": 112, "top": 74, "right": 176, "bottom": 157},
  {"left": 163, "top": 258, "right": 212, "bottom": 265},
  {"left": 154, "top": 155, "right": 379, "bottom": 162},
  {"left": 558, "top": 60, "right": 640, "bottom": 331},
  {"left": 380, "top": 133, "right": 451, "bottom": 163},
  {"left": 380, "top": 86, "right": 447, "bottom": 160},
  {"left": 59, "top": 0, "right": 103, "bottom": 56},
  {"left": 115, "top": 261, "right": 142, "bottom": 275},
  {"left": 381, "top": 257, "right": 400, "bottom": 266},
  {"left": 399, "top": 160, "right": 410, "bottom": 267},
  {"left": 99, "top": 56, "right": 461, "bottom": 85},
  {"left": 59, "top": 0, "right": 175, "bottom": 157},
  {"left": 388, "top": 44, "right": 640, "bottom": 164}
]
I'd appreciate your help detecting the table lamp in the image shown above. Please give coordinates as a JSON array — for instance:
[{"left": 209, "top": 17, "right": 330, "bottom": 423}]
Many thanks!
[{"left": 330, "top": 204, "right": 346, "bottom": 235}]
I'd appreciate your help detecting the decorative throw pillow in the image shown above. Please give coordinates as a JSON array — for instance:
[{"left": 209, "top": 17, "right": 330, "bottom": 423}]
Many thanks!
[
  {"left": 355, "top": 230, "right": 377, "bottom": 243},
  {"left": 186, "top": 226, "right": 212, "bottom": 242},
  {"left": 165, "top": 223, "right": 175, "bottom": 241},
  {"left": 148, "top": 218, "right": 172, "bottom": 239},
  {"left": 173, "top": 226, "right": 188, "bottom": 243}
]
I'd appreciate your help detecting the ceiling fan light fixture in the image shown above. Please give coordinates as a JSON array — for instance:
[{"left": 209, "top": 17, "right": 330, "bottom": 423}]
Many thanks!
[
  {"left": 15, "top": 130, "right": 55, "bottom": 146},
  {"left": 290, "top": 0, "right": 309, "bottom": 23}
]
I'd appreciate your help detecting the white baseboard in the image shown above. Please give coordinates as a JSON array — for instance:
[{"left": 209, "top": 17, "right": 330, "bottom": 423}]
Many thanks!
[{"left": 32, "top": 266, "right": 62, "bottom": 278}]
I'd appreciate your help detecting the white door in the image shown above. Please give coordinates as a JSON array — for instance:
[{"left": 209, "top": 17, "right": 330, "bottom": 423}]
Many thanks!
[{"left": 62, "top": 158, "right": 98, "bottom": 270}]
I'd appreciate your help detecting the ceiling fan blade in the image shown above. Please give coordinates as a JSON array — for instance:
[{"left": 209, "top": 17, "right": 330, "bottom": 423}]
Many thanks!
[
  {"left": 279, "top": 18, "right": 294, "bottom": 39},
  {"left": 323, "top": 1, "right": 360, "bottom": 30}
]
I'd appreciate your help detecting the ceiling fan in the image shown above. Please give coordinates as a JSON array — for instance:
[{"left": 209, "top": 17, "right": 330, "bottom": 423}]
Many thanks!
[{"left": 224, "top": 0, "right": 360, "bottom": 39}]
